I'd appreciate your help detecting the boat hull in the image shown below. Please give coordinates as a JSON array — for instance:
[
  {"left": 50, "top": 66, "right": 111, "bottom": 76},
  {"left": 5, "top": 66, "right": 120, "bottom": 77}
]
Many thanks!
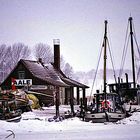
[
  {"left": 85, "top": 112, "right": 126, "bottom": 123},
  {"left": 6, "top": 115, "right": 22, "bottom": 122}
]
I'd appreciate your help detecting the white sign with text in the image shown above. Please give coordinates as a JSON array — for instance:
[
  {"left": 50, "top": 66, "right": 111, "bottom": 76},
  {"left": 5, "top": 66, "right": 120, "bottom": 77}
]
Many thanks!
[{"left": 12, "top": 79, "right": 32, "bottom": 86}]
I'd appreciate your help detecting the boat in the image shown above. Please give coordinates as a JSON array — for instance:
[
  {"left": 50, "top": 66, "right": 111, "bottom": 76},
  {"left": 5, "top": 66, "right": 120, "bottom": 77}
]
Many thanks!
[
  {"left": 82, "top": 20, "right": 126, "bottom": 123},
  {"left": 108, "top": 17, "right": 140, "bottom": 105},
  {"left": 85, "top": 92, "right": 126, "bottom": 122},
  {"left": 0, "top": 90, "right": 22, "bottom": 122}
]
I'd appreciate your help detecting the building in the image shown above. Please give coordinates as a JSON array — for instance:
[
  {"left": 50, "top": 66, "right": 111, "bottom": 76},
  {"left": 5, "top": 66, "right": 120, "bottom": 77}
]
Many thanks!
[{"left": 1, "top": 40, "right": 89, "bottom": 106}]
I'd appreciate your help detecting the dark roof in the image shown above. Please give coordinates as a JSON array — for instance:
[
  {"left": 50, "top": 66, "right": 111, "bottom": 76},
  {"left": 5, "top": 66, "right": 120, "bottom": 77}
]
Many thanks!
[
  {"left": 1, "top": 59, "right": 89, "bottom": 88},
  {"left": 21, "top": 59, "right": 68, "bottom": 87},
  {"left": 61, "top": 77, "right": 89, "bottom": 88},
  {"left": 45, "top": 63, "right": 89, "bottom": 88},
  {"left": 21, "top": 59, "right": 89, "bottom": 88}
]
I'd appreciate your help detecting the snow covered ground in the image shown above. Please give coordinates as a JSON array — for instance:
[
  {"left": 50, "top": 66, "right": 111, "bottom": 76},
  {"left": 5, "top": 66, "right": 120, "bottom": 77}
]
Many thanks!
[{"left": 0, "top": 105, "right": 140, "bottom": 140}]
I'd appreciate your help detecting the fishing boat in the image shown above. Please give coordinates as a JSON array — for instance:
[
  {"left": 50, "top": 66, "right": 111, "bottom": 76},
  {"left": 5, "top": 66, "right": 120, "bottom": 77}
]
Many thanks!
[
  {"left": 108, "top": 17, "right": 140, "bottom": 105},
  {"left": 85, "top": 92, "right": 126, "bottom": 123},
  {"left": 0, "top": 90, "right": 22, "bottom": 122},
  {"left": 83, "top": 20, "right": 126, "bottom": 123}
]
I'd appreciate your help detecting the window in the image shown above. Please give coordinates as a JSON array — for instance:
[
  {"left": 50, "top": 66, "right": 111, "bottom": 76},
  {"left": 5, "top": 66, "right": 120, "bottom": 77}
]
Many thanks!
[{"left": 18, "top": 71, "right": 25, "bottom": 79}]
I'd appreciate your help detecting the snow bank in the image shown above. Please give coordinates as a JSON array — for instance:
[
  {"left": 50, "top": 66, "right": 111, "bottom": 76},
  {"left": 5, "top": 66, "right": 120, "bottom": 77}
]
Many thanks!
[
  {"left": 117, "top": 112, "right": 140, "bottom": 125},
  {"left": 0, "top": 106, "right": 140, "bottom": 140},
  {"left": 0, "top": 107, "right": 110, "bottom": 135}
]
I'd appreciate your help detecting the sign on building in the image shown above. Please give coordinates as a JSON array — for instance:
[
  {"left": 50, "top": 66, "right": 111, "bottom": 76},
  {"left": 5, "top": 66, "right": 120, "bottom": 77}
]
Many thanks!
[{"left": 12, "top": 79, "right": 32, "bottom": 86}]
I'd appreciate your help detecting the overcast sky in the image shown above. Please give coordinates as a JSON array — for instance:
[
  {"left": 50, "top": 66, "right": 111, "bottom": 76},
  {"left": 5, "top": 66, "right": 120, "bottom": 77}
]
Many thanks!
[{"left": 0, "top": 0, "right": 140, "bottom": 72}]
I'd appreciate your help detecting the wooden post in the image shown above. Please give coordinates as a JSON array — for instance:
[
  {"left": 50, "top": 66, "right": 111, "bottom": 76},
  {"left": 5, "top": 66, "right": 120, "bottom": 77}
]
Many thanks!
[
  {"left": 83, "top": 88, "right": 85, "bottom": 100},
  {"left": 84, "top": 98, "right": 87, "bottom": 111},
  {"left": 82, "top": 88, "right": 87, "bottom": 111},
  {"left": 64, "top": 88, "right": 68, "bottom": 105},
  {"left": 70, "top": 87, "right": 74, "bottom": 116},
  {"left": 80, "top": 98, "right": 85, "bottom": 121},
  {"left": 55, "top": 86, "right": 60, "bottom": 117},
  {"left": 77, "top": 87, "right": 80, "bottom": 105}
]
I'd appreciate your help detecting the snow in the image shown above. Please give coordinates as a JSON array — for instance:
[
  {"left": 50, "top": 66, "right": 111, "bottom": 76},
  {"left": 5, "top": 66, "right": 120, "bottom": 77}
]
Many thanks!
[
  {"left": 0, "top": 105, "right": 140, "bottom": 140},
  {"left": 117, "top": 111, "right": 140, "bottom": 125}
]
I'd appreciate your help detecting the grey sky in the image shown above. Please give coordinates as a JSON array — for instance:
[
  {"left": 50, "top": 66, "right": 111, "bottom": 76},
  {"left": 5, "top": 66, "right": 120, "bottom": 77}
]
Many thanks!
[{"left": 0, "top": 0, "right": 140, "bottom": 72}]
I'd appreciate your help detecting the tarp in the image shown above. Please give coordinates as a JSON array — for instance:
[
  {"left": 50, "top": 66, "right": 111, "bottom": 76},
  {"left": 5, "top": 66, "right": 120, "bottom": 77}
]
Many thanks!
[{"left": 27, "top": 94, "right": 40, "bottom": 109}]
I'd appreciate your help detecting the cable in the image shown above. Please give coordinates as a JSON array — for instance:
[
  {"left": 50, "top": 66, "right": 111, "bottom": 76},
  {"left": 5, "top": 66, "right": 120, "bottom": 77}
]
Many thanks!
[
  {"left": 132, "top": 22, "right": 140, "bottom": 58},
  {"left": 132, "top": 21, "right": 140, "bottom": 82},
  {"left": 88, "top": 45, "right": 103, "bottom": 104},
  {"left": 107, "top": 38, "right": 117, "bottom": 83},
  {"left": 119, "top": 20, "right": 129, "bottom": 78}
]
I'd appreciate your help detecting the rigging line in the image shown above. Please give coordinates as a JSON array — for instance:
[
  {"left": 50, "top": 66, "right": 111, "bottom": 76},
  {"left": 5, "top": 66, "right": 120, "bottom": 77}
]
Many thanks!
[
  {"left": 119, "top": 21, "right": 129, "bottom": 77},
  {"left": 107, "top": 26, "right": 117, "bottom": 83},
  {"left": 136, "top": 67, "right": 139, "bottom": 82},
  {"left": 107, "top": 39, "right": 117, "bottom": 83},
  {"left": 119, "top": 21, "right": 129, "bottom": 78},
  {"left": 132, "top": 22, "right": 140, "bottom": 82},
  {"left": 132, "top": 21, "right": 140, "bottom": 49},
  {"left": 133, "top": 32, "right": 140, "bottom": 58},
  {"left": 88, "top": 46, "right": 103, "bottom": 104},
  {"left": 137, "top": 67, "right": 140, "bottom": 82},
  {"left": 120, "top": 34, "right": 130, "bottom": 77},
  {"left": 134, "top": 55, "right": 138, "bottom": 82},
  {"left": 132, "top": 21, "right": 140, "bottom": 74},
  {"left": 88, "top": 24, "right": 105, "bottom": 103},
  {"left": 119, "top": 38, "right": 128, "bottom": 78}
]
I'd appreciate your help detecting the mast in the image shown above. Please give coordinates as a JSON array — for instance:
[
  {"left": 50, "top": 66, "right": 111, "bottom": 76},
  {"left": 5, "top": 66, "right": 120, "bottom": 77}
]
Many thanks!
[
  {"left": 103, "top": 20, "right": 108, "bottom": 101},
  {"left": 129, "top": 17, "right": 136, "bottom": 88}
]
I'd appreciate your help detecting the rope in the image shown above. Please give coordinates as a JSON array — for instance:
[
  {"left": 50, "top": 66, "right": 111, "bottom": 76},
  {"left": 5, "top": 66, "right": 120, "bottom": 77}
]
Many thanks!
[
  {"left": 120, "top": 35, "right": 130, "bottom": 78},
  {"left": 132, "top": 22, "right": 140, "bottom": 58},
  {"left": 88, "top": 24, "right": 105, "bottom": 104},
  {"left": 107, "top": 38, "right": 117, "bottom": 83},
  {"left": 137, "top": 67, "right": 140, "bottom": 82},
  {"left": 132, "top": 22, "right": 140, "bottom": 82},
  {"left": 88, "top": 45, "right": 103, "bottom": 104},
  {"left": 119, "top": 20, "right": 129, "bottom": 78},
  {"left": 107, "top": 26, "right": 117, "bottom": 83}
]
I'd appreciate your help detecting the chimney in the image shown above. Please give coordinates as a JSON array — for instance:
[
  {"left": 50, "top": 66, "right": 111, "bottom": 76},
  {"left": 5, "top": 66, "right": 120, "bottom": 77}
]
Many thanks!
[
  {"left": 125, "top": 73, "right": 128, "bottom": 84},
  {"left": 38, "top": 58, "right": 44, "bottom": 66},
  {"left": 53, "top": 39, "right": 60, "bottom": 70},
  {"left": 125, "top": 73, "right": 129, "bottom": 89}
]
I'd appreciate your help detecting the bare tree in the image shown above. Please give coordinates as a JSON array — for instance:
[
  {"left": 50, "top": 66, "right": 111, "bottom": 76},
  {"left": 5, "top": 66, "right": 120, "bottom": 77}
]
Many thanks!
[
  {"left": 0, "top": 44, "right": 10, "bottom": 81},
  {"left": 0, "top": 43, "right": 31, "bottom": 82},
  {"left": 6, "top": 43, "right": 31, "bottom": 72},
  {"left": 34, "top": 43, "right": 53, "bottom": 64},
  {"left": 60, "top": 55, "right": 65, "bottom": 70},
  {"left": 0, "top": 44, "right": 9, "bottom": 64},
  {"left": 63, "top": 63, "right": 74, "bottom": 78}
]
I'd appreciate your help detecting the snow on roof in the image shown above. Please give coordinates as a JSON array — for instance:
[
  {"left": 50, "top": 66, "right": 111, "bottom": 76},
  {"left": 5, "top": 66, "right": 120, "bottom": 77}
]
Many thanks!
[
  {"left": 21, "top": 59, "right": 88, "bottom": 88},
  {"left": 21, "top": 59, "right": 68, "bottom": 87}
]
